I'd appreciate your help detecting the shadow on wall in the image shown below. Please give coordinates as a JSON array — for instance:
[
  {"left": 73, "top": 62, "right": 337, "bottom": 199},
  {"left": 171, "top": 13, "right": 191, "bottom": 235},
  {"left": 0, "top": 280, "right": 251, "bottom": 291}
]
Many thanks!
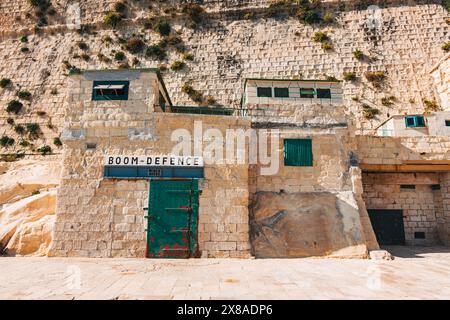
[
  {"left": 249, "top": 191, "right": 368, "bottom": 258},
  {"left": 383, "top": 245, "right": 450, "bottom": 259}
]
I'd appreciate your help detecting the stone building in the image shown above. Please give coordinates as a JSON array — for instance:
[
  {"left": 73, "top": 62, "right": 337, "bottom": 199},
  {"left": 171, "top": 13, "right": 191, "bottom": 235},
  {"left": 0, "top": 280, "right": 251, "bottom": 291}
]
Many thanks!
[{"left": 50, "top": 70, "right": 380, "bottom": 258}]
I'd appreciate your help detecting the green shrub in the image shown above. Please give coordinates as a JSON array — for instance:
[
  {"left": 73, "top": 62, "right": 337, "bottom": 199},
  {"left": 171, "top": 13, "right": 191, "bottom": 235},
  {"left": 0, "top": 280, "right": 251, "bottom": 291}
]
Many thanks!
[
  {"left": 37, "top": 145, "right": 52, "bottom": 155},
  {"left": 114, "top": 51, "right": 125, "bottom": 61},
  {"left": 381, "top": 96, "right": 396, "bottom": 107},
  {"left": 321, "top": 42, "right": 333, "bottom": 51},
  {"left": 362, "top": 104, "right": 380, "bottom": 119},
  {"left": 443, "top": 42, "right": 450, "bottom": 52},
  {"left": 322, "top": 12, "right": 334, "bottom": 24},
  {"left": 114, "top": 1, "right": 126, "bottom": 13},
  {"left": 170, "top": 60, "right": 186, "bottom": 71},
  {"left": 104, "top": 11, "right": 123, "bottom": 28},
  {"left": 6, "top": 100, "right": 23, "bottom": 114},
  {"left": 158, "top": 64, "right": 168, "bottom": 72},
  {"left": 353, "top": 49, "right": 364, "bottom": 60},
  {"left": 153, "top": 20, "right": 171, "bottom": 36},
  {"left": 14, "top": 124, "right": 25, "bottom": 135},
  {"left": 32, "top": 190, "right": 40, "bottom": 195},
  {"left": 443, "top": 0, "right": 450, "bottom": 11},
  {"left": 17, "top": 90, "right": 32, "bottom": 100},
  {"left": 304, "top": 10, "right": 321, "bottom": 24},
  {"left": 0, "top": 153, "right": 25, "bottom": 162},
  {"left": 77, "top": 41, "right": 88, "bottom": 50},
  {"left": 365, "top": 71, "right": 386, "bottom": 86},
  {"left": 0, "top": 136, "right": 15, "bottom": 147},
  {"left": 181, "top": 3, "right": 205, "bottom": 25},
  {"left": 53, "top": 137, "right": 62, "bottom": 146},
  {"left": 20, "top": 36, "right": 28, "bottom": 43},
  {"left": 125, "top": 37, "right": 145, "bottom": 54},
  {"left": 81, "top": 53, "right": 90, "bottom": 61},
  {"left": 181, "top": 83, "right": 203, "bottom": 103},
  {"left": 68, "top": 66, "right": 81, "bottom": 75},
  {"left": 19, "top": 140, "right": 30, "bottom": 147},
  {"left": 343, "top": 72, "right": 356, "bottom": 81},
  {"left": 37, "top": 17, "right": 48, "bottom": 27},
  {"left": 0, "top": 78, "right": 11, "bottom": 88},
  {"left": 423, "top": 99, "right": 442, "bottom": 113},
  {"left": 28, "top": 0, "right": 49, "bottom": 8},
  {"left": 312, "top": 32, "right": 329, "bottom": 43},
  {"left": 118, "top": 62, "right": 130, "bottom": 69},
  {"left": 244, "top": 12, "right": 254, "bottom": 20},
  {"left": 21, "top": 47, "right": 30, "bottom": 53},
  {"left": 6, "top": 118, "right": 14, "bottom": 125},
  {"left": 26, "top": 123, "right": 41, "bottom": 137},
  {"left": 183, "top": 53, "right": 194, "bottom": 61}
]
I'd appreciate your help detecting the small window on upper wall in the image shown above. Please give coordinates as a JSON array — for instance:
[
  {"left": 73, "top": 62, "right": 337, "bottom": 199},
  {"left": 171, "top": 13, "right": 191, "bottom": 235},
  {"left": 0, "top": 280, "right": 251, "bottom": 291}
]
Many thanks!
[
  {"left": 300, "top": 88, "right": 315, "bottom": 98},
  {"left": 257, "top": 87, "right": 272, "bottom": 97},
  {"left": 92, "top": 81, "right": 129, "bottom": 101},
  {"left": 445, "top": 120, "right": 450, "bottom": 127},
  {"left": 316, "top": 88, "right": 332, "bottom": 99},
  {"left": 405, "top": 115, "right": 425, "bottom": 128},
  {"left": 274, "top": 87, "right": 289, "bottom": 98}
]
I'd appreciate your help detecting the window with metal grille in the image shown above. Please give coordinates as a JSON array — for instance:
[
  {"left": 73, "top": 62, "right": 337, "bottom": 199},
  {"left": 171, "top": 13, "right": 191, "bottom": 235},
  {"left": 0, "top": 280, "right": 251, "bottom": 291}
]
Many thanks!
[
  {"left": 92, "top": 81, "right": 129, "bottom": 101},
  {"left": 405, "top": 115, "right": 425, "bottom": 128},
  {"left": 300, "top": 88, "right": 315, "bottom": 98},
  {"left": 284, "top": 139, "right": 313, "bottom": 167},
  {"left": 274, "top": 87, "right": 289, "bottom": 98},
  {"left": 431, "top": 184, "right": 441, "bottom": 190},
  {"left": 400, "top": 184, "right": 415, "bottom": 190},
  {"left": 445, "top": 120, "right": 450, "bottom": 127},
  {"left": 316, "top": 88, "right": 332, "bottom": 99},
  {"left": 257, "top": 87, "right": 272, "bottom": 97},
  {"left": 148, "top": 168, "right": 162, "bottom": 177}
]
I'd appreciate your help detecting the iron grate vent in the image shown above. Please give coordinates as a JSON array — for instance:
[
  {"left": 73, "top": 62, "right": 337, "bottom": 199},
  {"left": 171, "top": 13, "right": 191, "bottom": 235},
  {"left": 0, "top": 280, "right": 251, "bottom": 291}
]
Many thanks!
[{"left": 148, "top": 168, "right": 162, "bottom": 177}]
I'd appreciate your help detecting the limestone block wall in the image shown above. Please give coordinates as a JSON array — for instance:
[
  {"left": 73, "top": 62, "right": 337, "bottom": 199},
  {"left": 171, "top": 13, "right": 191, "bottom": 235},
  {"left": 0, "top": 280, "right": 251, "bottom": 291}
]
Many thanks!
[
  {"left": 356, "top": 135, "right": 450, "bottom": 164},
  {"left": 1, "top": 1, "right": 449, "bottom": 157},
  {"left": 248, "top": 125, "right": 375, "bottom": 257},
  {"left": 50, "top": 112, "right": 252, "bottom": 258},
  {"left": 362, "top": 172, "right": 444, "bottom": 245},
  {"left": 430, "top": 53, "right": 450, "bottom": 111},
  {"left": 439, "top": 172, "right": 450, "bottom": 245}
]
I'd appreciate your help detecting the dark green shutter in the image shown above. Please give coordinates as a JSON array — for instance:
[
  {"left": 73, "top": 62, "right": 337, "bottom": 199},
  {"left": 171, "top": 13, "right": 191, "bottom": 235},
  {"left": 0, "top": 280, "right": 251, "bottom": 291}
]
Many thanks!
[
  {"left": 284, "top": 139, "right": 313, "bottom": 166},
  {"left": 316, "top": 88, "right": 331, "bottom": 99},
  {"left": 257, "top": 87, "right": 272, "bottom": 97}
]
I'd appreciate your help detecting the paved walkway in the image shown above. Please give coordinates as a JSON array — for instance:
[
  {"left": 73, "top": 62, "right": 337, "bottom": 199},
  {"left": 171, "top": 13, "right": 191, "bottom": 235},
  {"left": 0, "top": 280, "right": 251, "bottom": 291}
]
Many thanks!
[{"left": 1, "top": 246, "right": 450, "bottom": 299}]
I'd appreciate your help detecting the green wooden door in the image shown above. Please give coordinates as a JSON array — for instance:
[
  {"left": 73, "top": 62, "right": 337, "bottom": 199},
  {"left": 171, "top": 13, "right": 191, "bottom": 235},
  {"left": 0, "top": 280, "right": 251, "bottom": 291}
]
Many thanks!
[{"left": 147, "top": 179, "right": 199, "bottom": 258}]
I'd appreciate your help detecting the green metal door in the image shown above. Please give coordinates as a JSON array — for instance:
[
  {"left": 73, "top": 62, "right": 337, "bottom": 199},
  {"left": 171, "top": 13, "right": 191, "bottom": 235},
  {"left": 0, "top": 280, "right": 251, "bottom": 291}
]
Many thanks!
[{"left": 147, "top": 179, "right": 199, "bottom": 258}]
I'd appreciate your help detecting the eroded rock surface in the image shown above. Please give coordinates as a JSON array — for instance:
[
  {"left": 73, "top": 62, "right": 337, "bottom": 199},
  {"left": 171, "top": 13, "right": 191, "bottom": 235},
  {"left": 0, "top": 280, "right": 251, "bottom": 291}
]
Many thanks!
[
  {"left": 0, "top": 159, "right": 60, "bottom": 256},
  {"left": 250, "top": 192, "right": 368, "bottom": 258}
]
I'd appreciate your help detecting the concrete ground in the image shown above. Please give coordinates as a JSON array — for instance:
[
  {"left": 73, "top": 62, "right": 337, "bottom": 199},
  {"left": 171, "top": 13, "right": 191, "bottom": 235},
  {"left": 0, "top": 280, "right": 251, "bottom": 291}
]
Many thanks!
[{"left": 1, "top": 246, "right": 450, "bottom": 300}]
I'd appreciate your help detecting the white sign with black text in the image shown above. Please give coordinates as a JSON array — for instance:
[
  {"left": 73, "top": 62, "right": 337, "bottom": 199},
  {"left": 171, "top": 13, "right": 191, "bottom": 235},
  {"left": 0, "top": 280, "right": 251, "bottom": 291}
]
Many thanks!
[{"left": 105, "top": 155, "right": 204, "bottom": 167}]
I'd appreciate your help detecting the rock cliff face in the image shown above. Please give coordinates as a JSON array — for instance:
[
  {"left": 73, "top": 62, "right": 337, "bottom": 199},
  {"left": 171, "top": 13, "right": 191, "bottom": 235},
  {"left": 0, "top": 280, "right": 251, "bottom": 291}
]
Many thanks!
[{"left": 0, "top": 159, "right": 60, "bottom": 256}]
